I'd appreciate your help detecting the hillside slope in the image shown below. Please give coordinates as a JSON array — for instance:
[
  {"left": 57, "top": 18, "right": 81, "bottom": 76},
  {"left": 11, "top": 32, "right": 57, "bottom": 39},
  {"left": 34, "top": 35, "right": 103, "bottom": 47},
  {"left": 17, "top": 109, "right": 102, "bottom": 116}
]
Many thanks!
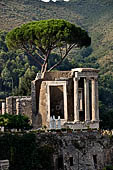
[
  {"left": 0, "top": 0, "right": 113, "bottom": 129},
  {"left": 0, "top": 0, "right": 113, "bottom": 74}
]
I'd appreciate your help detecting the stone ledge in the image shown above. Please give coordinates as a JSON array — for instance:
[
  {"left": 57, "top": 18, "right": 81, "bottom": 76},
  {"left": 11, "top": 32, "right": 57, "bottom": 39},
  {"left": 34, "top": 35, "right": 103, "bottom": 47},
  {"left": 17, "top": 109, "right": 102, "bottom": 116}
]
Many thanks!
[{"left": 64, "top": 121, "right": 99, "bottom": 130}]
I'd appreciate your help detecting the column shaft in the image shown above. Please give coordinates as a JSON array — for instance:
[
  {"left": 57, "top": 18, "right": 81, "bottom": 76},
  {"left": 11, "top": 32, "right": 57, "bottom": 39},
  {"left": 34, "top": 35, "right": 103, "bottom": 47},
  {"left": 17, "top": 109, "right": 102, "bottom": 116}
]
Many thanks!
[
  {"left": 74, "top": 78, "right": 79, "bottom": 121},
  {"left": 92, "top": 78, "right": 97, "bottom": 121},
  {"left": 95, "top": 79, "right": 99, "bottom": 121},
  {"left": 2, "top": 102, "right": 6, "bottom": 115},
  {"left": 63, "top": 82, "right": 68, "bottom": 121},
  {"left": 16, "top": 99, "right": 20, "bottom": 115},
  {"left": 84, "top": 78, "right": 90, "bottom": 121}
]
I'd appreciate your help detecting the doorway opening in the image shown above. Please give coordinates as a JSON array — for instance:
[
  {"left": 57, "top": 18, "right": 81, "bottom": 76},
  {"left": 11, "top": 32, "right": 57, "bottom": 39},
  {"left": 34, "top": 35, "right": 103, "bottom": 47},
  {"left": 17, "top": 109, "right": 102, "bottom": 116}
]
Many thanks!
[{"left": 50, "top": 85, "right": 64, "bottom": 119}]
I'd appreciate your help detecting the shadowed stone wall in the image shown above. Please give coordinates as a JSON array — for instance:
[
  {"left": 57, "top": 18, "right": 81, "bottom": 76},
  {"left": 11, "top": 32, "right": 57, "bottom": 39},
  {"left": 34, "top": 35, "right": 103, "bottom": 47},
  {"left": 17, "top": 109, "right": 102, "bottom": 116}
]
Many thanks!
[
  {"left": 6, "top": 96, "right": 32, "bottom": 122},
  {"left": 18, "top": 98, "right": 32, "bottom": 122},
  {"left": 0, "top": 132, "right": 112, "bottom": 170},
  {"left": 35, "top": 131, "right": 113, "bottom": 170},
  {"left": 67, "top": 78, "right": 74, "bottom": 121}
]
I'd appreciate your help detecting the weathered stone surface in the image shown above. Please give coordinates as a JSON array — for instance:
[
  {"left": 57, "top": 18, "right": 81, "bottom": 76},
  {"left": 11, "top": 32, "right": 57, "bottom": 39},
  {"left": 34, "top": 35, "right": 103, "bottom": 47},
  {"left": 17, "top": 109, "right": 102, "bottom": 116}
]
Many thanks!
[
  {"left": 6, "top": 96, "right": 32, "bottom": 122},
  {"left": 5, "top": 68, "right": 100, "bottom": 130},
  {"left": 35, "top": 131, "right": 113, "bottom": 170},
  {"left": 2, "top": 102, "right": 6, "bottom": 115},
  {"left": 32, "top": 68, "right": 99, "bottom": 129},
  {"left": 18, "top": 98, "right": 32, "bottom": 122},
  {"left": 38, "top": 81, "right": 47, "bottom": 127},
  {"left": 43, "top": 71, "right": 72, "bottom": 80},
  {"left": 0, "top": 160, "right": 9, "bottom": 170},
  {"left": 31, "top": 79, "right": 42, "bottom": 128}
]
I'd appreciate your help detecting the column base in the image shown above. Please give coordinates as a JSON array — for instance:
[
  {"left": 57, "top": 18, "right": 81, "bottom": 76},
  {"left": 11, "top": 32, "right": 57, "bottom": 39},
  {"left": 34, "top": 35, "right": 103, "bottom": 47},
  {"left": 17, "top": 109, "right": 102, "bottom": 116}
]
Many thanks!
[
  {"left": 74, "top": 120, "right": 80, "bottom": 123},
  {"left": 91, "top": 119, "right": 99, "bottom": 123},
  {"left": 85, "top": 120, "right": 90, "bottom": 122}
]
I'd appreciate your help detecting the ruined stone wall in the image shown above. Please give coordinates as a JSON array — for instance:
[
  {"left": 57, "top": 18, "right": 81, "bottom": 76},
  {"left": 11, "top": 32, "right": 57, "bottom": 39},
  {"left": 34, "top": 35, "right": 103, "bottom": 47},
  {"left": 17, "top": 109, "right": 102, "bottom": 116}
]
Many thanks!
[
  {"left": 19, "top": 98, "right": 32, "bottom": 122},
  {"left": 6, "top": 96, "right": 32, "bottom": 122},
  {"left": 6, "top": 96, "right": 27, "bottom": 114},
  {"left": 32, "top": 71, "right": 74, "bottom": 128},
  {"left": 31, "top": 72, "right": 73, "bottom": 128},
  {"left": 33, "top": 78, "right": 75, "bottom": 128},
  {"left": 0, "top": 131, "right": 112, "bottom": 170},
  {"left": 38, "top": 81, "right": 47, "bottom": 127},
  {"left": 1, "top": 131, "right": 112, "bottom": 170},
  {"left": 32, "top": 69, "right": 100, "bottom": 129},
  {"left": 44, "top": 71, "right": 72, "bottom": 80},
  {"left": 6, "top": 96, "right": 14, "bottom": 114},
  {"left": 31, "top": 79, "right": 42, "bottom": 128},
  {"left": 35, "top": 131, "right": 113, "bottom": 170}
]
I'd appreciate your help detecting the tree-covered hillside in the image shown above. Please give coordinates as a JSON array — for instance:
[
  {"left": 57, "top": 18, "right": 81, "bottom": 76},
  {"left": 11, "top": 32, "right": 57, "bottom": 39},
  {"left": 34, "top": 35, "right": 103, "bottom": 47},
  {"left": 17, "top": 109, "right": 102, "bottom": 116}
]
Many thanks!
[
  {"left": 0, "top": 0, "right": 113, "bottom": 74},
  {"left": 0, "top": 30, "right": 74, "bottom": 97},
  {"left": 0, "top": 0, "right": 113, "bottom": 129}
]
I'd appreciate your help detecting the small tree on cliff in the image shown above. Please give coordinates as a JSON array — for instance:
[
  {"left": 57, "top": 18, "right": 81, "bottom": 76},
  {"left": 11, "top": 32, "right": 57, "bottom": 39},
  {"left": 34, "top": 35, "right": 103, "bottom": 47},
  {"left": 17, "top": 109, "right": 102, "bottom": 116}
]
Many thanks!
[{"left": 6, "top": 19, "right": 91, "bottom": 78}]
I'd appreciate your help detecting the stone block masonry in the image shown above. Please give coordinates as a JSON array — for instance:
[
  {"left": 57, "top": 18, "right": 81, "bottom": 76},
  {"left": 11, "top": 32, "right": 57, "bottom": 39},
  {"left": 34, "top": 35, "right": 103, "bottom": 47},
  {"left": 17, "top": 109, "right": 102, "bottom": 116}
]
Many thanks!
[
  {"left": 32, "top": 68, "right": 100, "bottom": 129},
  {"left": 34, "top": 132, "right": 113, "bottom": 170},
  {"left": 2, "top": 68, "right": 100, "bottom": 129},
  {"left": 0, "top": 160, "right": 9, "bottom": 170},
  {"left": 5, "top": 96, "right": 32, "bottom": 122},
  {"left": 0, "top": 132, "right": 112, "bottom": 170}
]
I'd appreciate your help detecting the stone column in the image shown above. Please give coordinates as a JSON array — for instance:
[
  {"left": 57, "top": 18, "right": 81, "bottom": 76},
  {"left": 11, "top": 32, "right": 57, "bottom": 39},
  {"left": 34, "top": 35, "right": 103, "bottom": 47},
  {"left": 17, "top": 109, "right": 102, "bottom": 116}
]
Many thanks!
[
  {"left": 84, "top": 78, "right": 90, "bottom": 121},
  {"left": 73, "top": 78, "right": 79, "bottom": 122},
  {"left": 47, "top": 84, "right": 50, "bottom": 123},
  {"left": 31, "top": 80, "right": 37, "bottom": 118},
  {"left": 6, "top": 97, "right": 13, "bottom": 114},
  {"left": 95, "top": 78, "right": 99, "bottom": 121},
  {"left": 63, "top": 82, "right": 68, "bottom": 121},
  {"left": 16, "top": 99, "right": 20, "bottom": 115},
  {"left": 92, "top": 78, "right": 97, "bottom": 121},
  {"left": 2, "top": 102, "right": 6, "bottom": 115}
]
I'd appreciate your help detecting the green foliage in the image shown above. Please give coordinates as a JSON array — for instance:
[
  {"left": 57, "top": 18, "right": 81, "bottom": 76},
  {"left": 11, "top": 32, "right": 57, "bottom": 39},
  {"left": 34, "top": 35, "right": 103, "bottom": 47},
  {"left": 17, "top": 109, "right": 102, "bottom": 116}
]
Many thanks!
[
  {"left": 0, "top": 114, "right": 31, "bottom": 131},
  {"left": 100, "top": 109, "right": 113, "bottom": 130},
  {"left": 18, "top": 67, "right": 36, "bottom": 95},
  {"left": 6, "top": 19, "right": 91, "bottom": 50},
  {"left": 6, "top": 19, "right": 91, "bottom": 75},
  {"left": 0, "top": 133, "right": 54, "bottom": 170},
  {"left": 0, "top": 0, "right": 113, "bottom": 130},
  {"left": 0, "top": 30, "right": 74, "bottom": 97},
  {"left": 99, "top": 74, "right": 113, "bottom": 130},
  {"left": 48, "top": 53, "right": 78, "bottom": 71},
  {"left": 103, "top": 166, "right": 113, "bottom": 170},
  {"left": 0, "top": 30, "right": 38, "bottom": 97}
]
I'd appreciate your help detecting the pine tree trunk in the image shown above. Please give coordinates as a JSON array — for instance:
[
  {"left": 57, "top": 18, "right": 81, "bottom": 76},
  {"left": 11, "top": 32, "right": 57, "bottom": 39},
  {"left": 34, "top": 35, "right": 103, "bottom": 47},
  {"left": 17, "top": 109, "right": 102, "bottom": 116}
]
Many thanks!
[{"left": 41, "top": 62, "right": 48, "bottom": 79}]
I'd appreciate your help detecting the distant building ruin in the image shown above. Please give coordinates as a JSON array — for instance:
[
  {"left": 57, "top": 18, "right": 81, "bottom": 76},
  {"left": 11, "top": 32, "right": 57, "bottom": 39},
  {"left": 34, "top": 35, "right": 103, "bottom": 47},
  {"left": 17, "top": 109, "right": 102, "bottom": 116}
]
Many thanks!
[
  {"left": 1, "top": 96, "right": 32, "bottom": 123},
  {"left": 32, "top": 68, "right": 99, "bottom": 129},
  {"left": 1, "top": 68, "right": 99, "bottom": 129}
]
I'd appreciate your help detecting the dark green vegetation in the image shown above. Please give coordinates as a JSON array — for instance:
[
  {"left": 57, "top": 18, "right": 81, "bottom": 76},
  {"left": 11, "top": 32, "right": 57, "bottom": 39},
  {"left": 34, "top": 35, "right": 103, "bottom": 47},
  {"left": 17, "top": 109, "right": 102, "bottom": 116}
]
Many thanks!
[
  {"left": 0, "top": 0, "right": 113, "bottom": 129},
  {"left": 103, "top": 166, "right": 113, "bottom": 170},
  {"left": 0, "top": 30, "right": 37, "bottom": 96},
  {"left": 0, "top": 133, "right": 54, "bottom": 170},
  {"left": 0, "top": 30, "right": 74, "bottom": 97},
  {"left": 0, "top": 114, "right": 31, "bottom": 131},
  {"left": 6, "top": 19, "right": 91, "bottom": 77}
]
